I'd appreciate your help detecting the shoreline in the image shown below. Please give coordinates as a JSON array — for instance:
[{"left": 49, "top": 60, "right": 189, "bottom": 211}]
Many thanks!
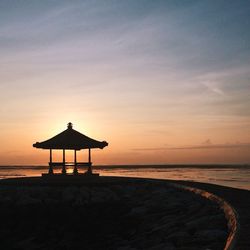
[
  {"left": 0, "top": 176, "right": 249, "bottom": 249},
  {"left": 0, "top": 165, "right": 249, "bottom": 192},
  {"left": 0, "top": 164, "right": 250, "bottom": 169}
]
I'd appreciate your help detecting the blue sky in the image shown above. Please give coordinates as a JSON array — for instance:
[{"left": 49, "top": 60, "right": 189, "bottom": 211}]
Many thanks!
[{"left": 0, "top": 0, "right": 250, "bottom": 164}]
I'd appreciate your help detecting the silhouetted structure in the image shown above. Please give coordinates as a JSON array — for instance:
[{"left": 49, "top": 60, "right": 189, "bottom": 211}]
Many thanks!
[{"left": 33, "top": 122, "right": 108, "bottom": 175}]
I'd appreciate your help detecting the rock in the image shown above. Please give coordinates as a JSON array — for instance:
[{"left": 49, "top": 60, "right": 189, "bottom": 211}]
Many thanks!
[
  {"left": 43, "top": 197, "right": 58, "bottom": 205},
  {"left": 102, "top": 188, "right": 119, "bottom": 201},
  {"left": 186, "top": 214, "right": 226, "bottom": 231},
  {"left": 17, "top": 237, "right": 36, "bottom": 249},
  {"left": 0, "top": 181, "right": 229, "bottom": 250},
  {"left": 167, "top": 231, "right": 190, "bottom": 244},
  {"left": 72, "top": 194, "right": 84, "bottom": 206},
  {"left": 61, "top": 188, "right": 80, "bottom": 202},
  {"left": 195, "top": 229, "right": 228, "bottom": 241},
  {"left": 79, "top": 187, "right": 90, "bottom": 199},
  {"left": 186, "top": 201, "right": 202, "bottom": 214},
  {"left": 128, "top": 206, "right": 148, "bottom": 216},
  {"left": 147, "top": 242, "right": 176, "bottom": 250},
  {"left": 16, "top": 195, "right": 42, "bottom": 206},
  {"left": 0, "top": 196, "right": 12, "bottom": 204},
  {"left": 90, "top": 189, "right": 107, "bottom": 203},
  {"left": 164, "top": 201, "right": 184, "bottom": 212},
  {"left": 117, "top": 246, "right": 137, "bottom": 250},
  {"left": 122, "top": 186, "right": 137, "bottom": 198},
  {"left": 151, "top": 188, "right": 170, "bottom": 199}
]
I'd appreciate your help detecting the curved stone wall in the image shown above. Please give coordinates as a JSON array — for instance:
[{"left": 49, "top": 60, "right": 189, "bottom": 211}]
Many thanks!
[
  {"left": 0, "top": 176, "right": 239, "bottom": 249},
  {"left": 169, "top": 182, "right": 239, "bottom": 250}
]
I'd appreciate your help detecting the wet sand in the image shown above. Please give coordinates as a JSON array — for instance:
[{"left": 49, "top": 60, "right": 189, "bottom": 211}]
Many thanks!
[{"left": 0, "top": 177, "right": 250, "bottom": 250}]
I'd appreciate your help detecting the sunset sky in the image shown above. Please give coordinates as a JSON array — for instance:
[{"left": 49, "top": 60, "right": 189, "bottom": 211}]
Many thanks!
[{"left": 1, "top": 0, "right": 250, "bottom": 165}]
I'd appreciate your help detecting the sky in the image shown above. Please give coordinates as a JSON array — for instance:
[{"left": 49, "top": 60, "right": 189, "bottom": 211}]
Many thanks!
[{"left": 0, "top": 0, "right": 250, "bottom": 165}]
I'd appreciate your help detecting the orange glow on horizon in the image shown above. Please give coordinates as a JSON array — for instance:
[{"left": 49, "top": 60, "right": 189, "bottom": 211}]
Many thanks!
[{"left": 1, "top": 116, "right": 250, "bottom": 165}]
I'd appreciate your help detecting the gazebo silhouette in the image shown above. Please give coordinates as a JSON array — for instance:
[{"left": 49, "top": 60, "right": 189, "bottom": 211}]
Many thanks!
[{"left": 33, "top": 122, "right": 108, "bottom": 176}]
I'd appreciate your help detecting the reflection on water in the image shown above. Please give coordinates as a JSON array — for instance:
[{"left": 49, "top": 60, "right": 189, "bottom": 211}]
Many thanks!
[
  {"left": 0, "top": 165, "right": 249, "bottom": 190},
  {"left": 98, "top": 167, "right": 250, "bottom": 190}
]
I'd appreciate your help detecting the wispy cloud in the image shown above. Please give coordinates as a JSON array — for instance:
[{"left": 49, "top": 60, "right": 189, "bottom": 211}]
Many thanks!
[{"left": 133, "top": 142, "right": 250, "bottom": 151}]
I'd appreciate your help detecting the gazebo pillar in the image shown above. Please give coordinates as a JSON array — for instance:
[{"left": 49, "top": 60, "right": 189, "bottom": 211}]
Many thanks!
[
  {"left": 49, "top": 149, "right": 53, "bottom": 174},
  {"left": 62, "top": 149, "right": 66, "bottom": 174},
  {"left": 73, "top": 149, "right": 78, "bottom": 175},
  {"left": 88, "top": 148, "right": 92, "bottom": 173}
]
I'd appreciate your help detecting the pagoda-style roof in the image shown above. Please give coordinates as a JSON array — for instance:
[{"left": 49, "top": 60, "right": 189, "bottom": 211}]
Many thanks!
[{"left": 33, "top": 123, "right": 108, "bottom": 150}]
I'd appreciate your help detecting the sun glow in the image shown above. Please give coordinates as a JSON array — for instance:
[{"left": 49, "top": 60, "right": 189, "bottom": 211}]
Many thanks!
[{"left": 0, "top": 1, "right": 250, "bottom": 165}]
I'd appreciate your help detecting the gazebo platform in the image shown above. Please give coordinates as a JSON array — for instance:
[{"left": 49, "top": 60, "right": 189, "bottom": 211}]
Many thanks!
[{"left": 42, "top": 172, "right": 100, "bottom": 178}]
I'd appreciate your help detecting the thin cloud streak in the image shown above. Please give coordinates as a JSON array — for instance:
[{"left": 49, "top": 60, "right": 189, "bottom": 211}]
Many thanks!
[{"left": 133, "top": 143, "right": 250, "bottom": 151}]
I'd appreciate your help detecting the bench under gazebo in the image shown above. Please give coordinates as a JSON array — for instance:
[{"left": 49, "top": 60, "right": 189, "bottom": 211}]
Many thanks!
[{"left": 33, "top": 122, "right": 108, "bottom": 176}]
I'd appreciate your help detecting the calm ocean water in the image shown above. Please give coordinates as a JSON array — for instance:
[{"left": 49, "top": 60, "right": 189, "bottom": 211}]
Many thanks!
[{"left": 0, "top": 165, "right": 250, "bottom": 190}]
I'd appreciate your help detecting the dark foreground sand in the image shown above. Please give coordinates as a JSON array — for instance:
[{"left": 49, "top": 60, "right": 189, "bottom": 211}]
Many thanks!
[{"left": 0, "top": 176, "right": 248, "bottom": 250}]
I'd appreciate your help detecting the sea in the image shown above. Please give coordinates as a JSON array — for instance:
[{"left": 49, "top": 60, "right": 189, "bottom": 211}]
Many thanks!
[{"left": 0, "top": 165, "right": 250, "bottom": 191}]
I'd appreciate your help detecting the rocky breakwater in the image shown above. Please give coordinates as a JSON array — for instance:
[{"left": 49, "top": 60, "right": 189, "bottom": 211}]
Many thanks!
[{"left": 0, "top": 180, "right": 228, "bottom": 250}]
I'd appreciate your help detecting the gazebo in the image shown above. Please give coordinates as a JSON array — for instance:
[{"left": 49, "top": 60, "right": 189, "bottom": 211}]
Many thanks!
[{"left": 33, "top": 122, "right": 108, "bottom": 175}]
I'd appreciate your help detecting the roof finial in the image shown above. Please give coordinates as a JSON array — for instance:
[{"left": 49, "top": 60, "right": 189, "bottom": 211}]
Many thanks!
[{"left": 67, "top": 122, "right": 73, "bottom": 129}]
